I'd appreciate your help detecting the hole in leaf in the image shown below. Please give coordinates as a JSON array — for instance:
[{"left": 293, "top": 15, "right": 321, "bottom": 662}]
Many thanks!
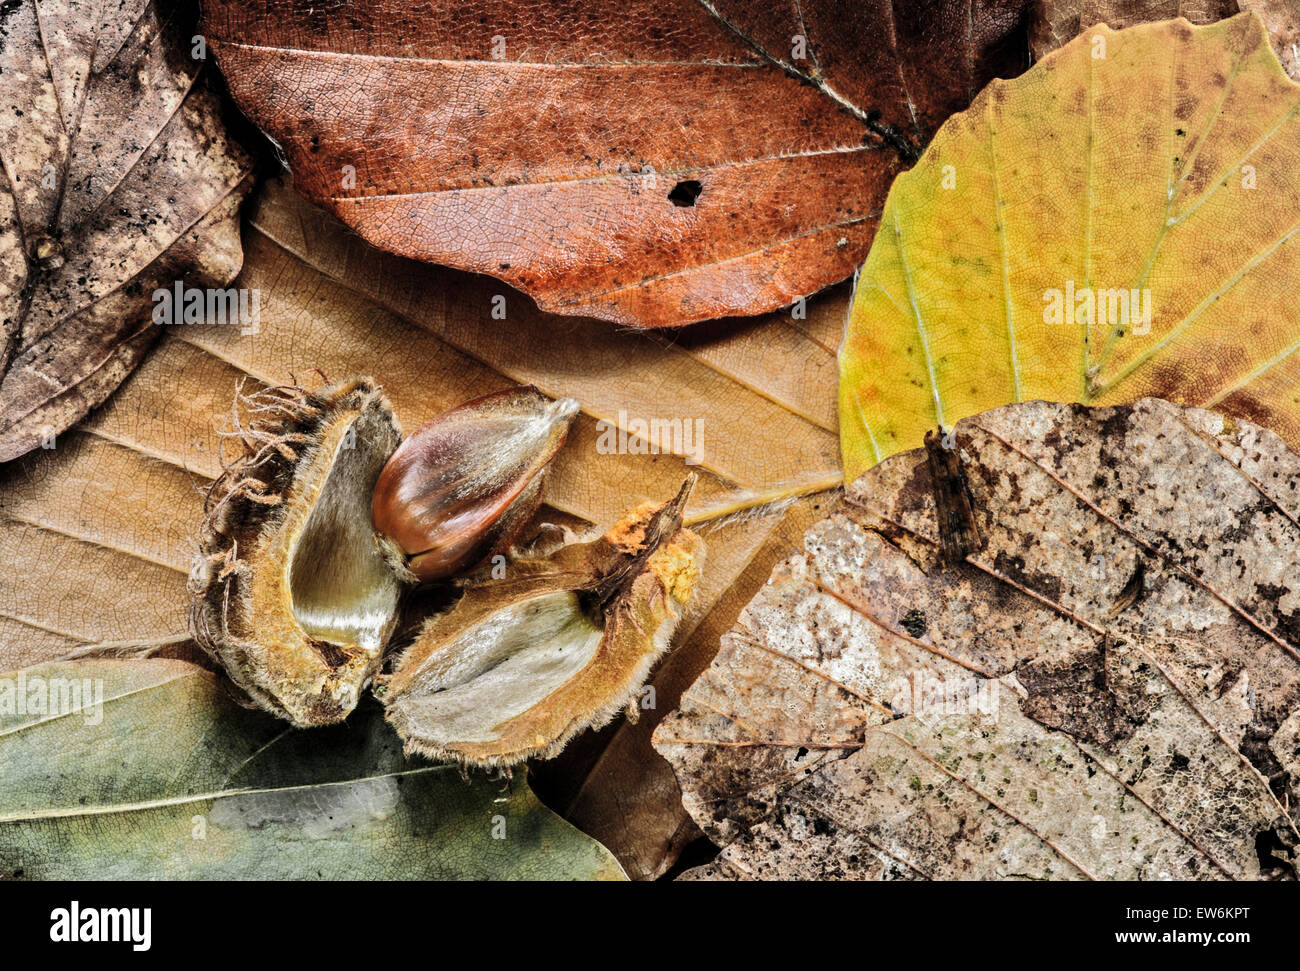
[
  {"left": 1254, "top": 827, "right": 1296, "bottom": 878},
  {"left": 668, "top": 180, "right": 703, "bottom": 207}
]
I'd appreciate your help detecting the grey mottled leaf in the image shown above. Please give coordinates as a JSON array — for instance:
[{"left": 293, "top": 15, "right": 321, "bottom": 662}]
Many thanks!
[
  {"left": 0, "top": 0, "right": 254, "bottom": 462},
  {"left": 655, "top": 398, "right": 1300, "bottom": 880}
]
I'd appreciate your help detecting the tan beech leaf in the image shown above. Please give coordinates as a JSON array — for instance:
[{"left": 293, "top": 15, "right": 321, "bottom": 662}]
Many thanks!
[
  {"left": 0, "top": 0, "right": 255, "bottom": 464},
  {"left": 0, "top": 176, "right": 843, "bottom": 879},
  {"left": 654, "top": 398, "right": 1300, "bottom": 880},
  {"left": 198, "top": 0, "right": 1036, "bottom": 327}
]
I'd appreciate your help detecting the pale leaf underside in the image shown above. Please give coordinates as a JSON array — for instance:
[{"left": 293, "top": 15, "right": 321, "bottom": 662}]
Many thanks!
[{"left": 0, "top": 660, "right": 623, "bottom": 879}]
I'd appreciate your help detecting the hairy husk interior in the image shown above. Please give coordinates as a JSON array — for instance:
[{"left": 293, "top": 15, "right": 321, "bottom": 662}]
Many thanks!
[
  {"left": 190, "top": 378, "right": 403, "bottom": 726},
  {"left": 379, "top": 481, "right": 703, "bottom": 767}
]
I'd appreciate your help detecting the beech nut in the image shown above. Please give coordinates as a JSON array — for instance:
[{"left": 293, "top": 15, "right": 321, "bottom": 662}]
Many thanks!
[{"left": 371, "top": 386, "right": 579, "bottom": 583}]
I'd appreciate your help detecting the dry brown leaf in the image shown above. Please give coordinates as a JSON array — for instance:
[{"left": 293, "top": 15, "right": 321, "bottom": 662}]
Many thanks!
[
  {"left": 654, "top": 398, "right": 1300, "bottom": 879},
  {"left": 0, "top": 0, "right": 255, "bottom": 462},
  {"left": 198, "top": 0, "right": 1035, "bottom": 328},
  {"left": 0, "top": 175, "right": 842, "bottom": 879}
]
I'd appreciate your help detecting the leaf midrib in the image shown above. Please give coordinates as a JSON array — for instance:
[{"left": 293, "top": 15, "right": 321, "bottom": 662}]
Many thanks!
[{"left": 0, "top": 765, "right": 455, "bottom": 826}]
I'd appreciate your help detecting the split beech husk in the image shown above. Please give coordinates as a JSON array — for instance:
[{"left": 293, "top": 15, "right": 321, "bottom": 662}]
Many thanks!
[
  {"left": 378, "top": 476, "right": 704, "bottom": 767},
  {"left": 190, "top": 378, "right": 403, "bottom": 726}
]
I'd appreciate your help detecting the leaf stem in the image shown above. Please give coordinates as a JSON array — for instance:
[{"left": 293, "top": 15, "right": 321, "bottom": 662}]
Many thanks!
[{"left": 684, "top": 474, "right": 844, "bottom": 527}]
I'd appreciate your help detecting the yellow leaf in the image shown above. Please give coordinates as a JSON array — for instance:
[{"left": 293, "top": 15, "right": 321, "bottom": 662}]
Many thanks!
[{"left": 840, "top": 12, "right": 1300, "bottom": 478}]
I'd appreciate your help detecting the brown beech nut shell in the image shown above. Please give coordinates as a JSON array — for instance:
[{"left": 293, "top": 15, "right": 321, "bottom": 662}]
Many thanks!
[
  {"left": 376, "top": 476, "right": 703, "bottom": 768},
  {"left": 190, "top": 377, "right": 403, "bottom": 727},
  {"left": 371, "top": 386, "right": 578, "bottom": 583}
]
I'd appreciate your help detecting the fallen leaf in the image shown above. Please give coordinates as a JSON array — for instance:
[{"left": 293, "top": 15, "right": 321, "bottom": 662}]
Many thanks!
[
  {"left": 0, "top": 0, "right": 255, "bottom": 463},
  {"left": 840, "top": 13, "right": 1300, "bottom": 479},
  {"left": 1238, "top": 1, "right": 1300, "bottom": 77},
  {"left": 0, "top": 659, "right": 623, "bottom": 879},
  {"left": 1030, "top": 0, "right": 1300, "bottom": 80},
  {"left": 655, "top": 397, "right": 1300, "bottom": 880},
  {"left": 1029, "top": 0, "right": 1236, "bottom": 55},
  {"left": 198, "top": 0, "right": 1035, "bottom": 327},
  {"left": 0, "top": 176, "right": 843, "bottom": 879}
]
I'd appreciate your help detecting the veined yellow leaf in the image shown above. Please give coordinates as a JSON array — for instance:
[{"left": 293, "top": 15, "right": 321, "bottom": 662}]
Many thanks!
[{"left": 840, "top": 12, "right": 1300, "bottom": 478}]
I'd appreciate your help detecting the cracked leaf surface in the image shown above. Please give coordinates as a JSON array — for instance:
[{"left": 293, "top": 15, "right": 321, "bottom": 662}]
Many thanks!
[{"left": 0, "top": 0, "right": 254, "bottom": 462}]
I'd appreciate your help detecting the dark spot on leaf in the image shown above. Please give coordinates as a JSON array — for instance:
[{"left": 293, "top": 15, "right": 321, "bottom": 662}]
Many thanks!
[{"left": 900, "top": 608, "right": 928, "bottom": 638}]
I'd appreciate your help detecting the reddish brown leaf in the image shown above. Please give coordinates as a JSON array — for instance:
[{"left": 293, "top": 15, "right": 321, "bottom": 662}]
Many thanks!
[{"left": 200, "top": 0, "right": 1033, "bottom": 327}]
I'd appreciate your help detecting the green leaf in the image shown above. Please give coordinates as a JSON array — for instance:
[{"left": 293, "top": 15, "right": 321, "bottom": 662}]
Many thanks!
[{"left": 0, "top": 660, "right": 624, "bottom": 880}]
